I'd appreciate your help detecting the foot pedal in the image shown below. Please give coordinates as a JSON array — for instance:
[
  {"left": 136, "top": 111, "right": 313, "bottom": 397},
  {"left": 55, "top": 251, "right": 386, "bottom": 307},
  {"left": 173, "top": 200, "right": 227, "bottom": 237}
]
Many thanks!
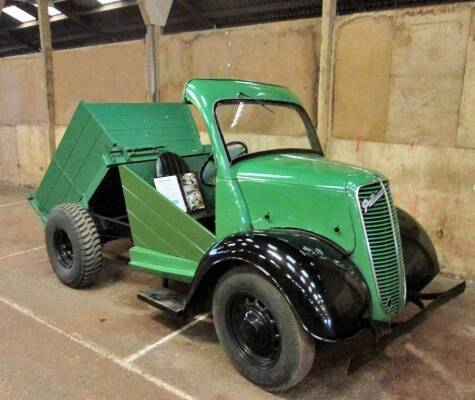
[{"left": 138, "top": 288, "right": 186, "bottom": 317}]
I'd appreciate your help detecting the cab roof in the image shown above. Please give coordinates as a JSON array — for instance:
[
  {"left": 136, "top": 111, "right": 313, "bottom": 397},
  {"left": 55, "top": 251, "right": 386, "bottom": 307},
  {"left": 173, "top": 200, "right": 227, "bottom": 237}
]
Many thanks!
[{"left": 183, "top": 78, "right": 302, "bottom": 107}]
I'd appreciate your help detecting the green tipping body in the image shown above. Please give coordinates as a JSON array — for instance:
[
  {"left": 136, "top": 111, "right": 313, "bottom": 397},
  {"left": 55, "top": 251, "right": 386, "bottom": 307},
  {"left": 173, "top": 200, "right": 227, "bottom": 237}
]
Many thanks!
[{"left": 29, "top": 102, "right": 203, "bottom": 220}]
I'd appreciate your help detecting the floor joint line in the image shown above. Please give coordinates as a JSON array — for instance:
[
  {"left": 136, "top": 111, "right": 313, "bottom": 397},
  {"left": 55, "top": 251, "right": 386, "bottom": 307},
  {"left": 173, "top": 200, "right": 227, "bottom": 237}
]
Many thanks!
[
  {"left": 0, "top": 200, "right": 27, "bottom": 208},
  {"left": 120, "top": 313, "right": 210, "bottom": 366},
  {"left": 0, "top": 246, "right": 45, "bottom": 261},
  {"left": 0, "top": 295, "right": 197, "bottom": 400}
]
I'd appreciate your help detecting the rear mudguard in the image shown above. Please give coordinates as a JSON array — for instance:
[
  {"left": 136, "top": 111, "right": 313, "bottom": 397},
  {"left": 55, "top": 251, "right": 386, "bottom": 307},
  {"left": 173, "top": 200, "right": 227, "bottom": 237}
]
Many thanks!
[
  {"left": 397, "top": 208, "right": 440, "bottom": 292},
  {"left": 185, "top": 229, "right": 369, "bottom": 341}
]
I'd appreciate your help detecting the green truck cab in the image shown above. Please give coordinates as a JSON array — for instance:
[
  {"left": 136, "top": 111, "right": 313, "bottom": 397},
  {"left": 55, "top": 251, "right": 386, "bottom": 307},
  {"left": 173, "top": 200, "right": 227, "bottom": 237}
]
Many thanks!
[{"left": 29, "top": 79, "right": 465, "bottom": 391}]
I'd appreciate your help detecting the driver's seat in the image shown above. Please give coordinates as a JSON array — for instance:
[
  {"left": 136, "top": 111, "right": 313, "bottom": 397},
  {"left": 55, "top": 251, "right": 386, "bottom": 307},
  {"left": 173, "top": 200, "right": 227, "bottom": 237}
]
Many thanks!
[
  {"left": 156, "top": 152, "right": 190, "bottom": 178},
  {"left": 155, "top": 152, "right": 215, "bottom": 231}
]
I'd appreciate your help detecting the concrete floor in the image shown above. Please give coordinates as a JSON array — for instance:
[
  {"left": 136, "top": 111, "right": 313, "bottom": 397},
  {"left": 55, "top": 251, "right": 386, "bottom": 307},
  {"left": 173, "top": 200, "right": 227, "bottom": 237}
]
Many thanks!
[{"left": 0, "top": 184, "right": 474, "bottom": 400}]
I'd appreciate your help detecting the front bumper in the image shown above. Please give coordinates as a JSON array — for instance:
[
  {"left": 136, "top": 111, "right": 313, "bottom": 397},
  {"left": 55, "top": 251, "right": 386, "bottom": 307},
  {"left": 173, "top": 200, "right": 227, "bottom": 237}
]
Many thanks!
[{"left": 348, "top": 281, "right": 466, "bottom": 374}]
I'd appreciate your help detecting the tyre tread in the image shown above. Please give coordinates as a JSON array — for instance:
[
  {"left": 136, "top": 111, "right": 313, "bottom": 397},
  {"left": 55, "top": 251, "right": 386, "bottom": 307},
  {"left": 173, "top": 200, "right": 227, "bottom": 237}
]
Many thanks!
[{"left": 48, "top": 203, "right": 102, "bottom": 288}]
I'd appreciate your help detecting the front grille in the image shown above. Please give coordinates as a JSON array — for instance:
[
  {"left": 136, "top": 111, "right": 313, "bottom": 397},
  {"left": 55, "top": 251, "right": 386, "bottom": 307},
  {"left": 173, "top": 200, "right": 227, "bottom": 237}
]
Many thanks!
[{"left": 358, "top": 180, "right": 405, "bottom": 316}]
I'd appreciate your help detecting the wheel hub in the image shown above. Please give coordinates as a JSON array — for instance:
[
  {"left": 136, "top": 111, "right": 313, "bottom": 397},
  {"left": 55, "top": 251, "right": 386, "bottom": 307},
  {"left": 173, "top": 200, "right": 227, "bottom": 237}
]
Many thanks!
[
  {"left": 229, "top": 295, "right": 281, "bottom": 367},
  {"left": 53, "top": 229, "right": 74, "bottom": 269}
]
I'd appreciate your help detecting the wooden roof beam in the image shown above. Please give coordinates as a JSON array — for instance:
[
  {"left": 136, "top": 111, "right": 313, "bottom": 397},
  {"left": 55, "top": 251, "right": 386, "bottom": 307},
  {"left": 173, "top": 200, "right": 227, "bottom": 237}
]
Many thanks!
[{"left": 175, "top": 0, "right": 214, "bottom": 29}]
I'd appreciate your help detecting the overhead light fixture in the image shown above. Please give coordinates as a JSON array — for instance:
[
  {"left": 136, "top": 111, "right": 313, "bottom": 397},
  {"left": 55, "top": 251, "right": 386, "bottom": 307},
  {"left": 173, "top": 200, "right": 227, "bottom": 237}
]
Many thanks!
[
  {"left": 33, "top": 5, "right": 63, "bottom": 17},
  {"left": 2, "top": 6, "right": 36, "bottom": 23},
  {"left": 97, "top": 0, "right": 121, "bottom": 4}
]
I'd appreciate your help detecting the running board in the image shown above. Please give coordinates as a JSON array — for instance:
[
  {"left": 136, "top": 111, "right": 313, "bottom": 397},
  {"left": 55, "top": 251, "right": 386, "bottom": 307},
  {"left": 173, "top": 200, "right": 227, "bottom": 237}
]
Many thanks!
[{"left": 138, "top": 288, "right": 187, "bottom": 317}]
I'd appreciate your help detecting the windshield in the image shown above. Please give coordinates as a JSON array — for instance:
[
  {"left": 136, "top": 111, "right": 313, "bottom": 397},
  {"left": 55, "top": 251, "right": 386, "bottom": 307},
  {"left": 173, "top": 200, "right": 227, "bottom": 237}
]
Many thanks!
[{"left": 215, "top": 100, "right": 321, "bottom": 161}]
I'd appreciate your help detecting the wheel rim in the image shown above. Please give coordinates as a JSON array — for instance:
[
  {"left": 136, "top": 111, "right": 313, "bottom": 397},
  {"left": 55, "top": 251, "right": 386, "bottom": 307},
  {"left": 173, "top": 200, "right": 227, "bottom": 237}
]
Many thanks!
[
  {"left": 53, "top": 229, "right": 74, "bottom": 269},
  {"left": 227, "top": 293, "right": 281, "bottom": 368}
]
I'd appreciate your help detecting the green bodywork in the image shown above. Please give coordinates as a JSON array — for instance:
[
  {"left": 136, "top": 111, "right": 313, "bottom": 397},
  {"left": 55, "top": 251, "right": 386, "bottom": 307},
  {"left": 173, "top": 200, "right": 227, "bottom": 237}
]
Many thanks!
[{"left": 29, "top": 78, "right": 406, "bottom": 322}]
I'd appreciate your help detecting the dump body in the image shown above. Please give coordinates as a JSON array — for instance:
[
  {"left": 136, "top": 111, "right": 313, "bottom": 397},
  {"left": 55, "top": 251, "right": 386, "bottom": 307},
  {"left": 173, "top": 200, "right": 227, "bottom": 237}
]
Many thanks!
[{"left": 29, "top": 102, "right": 204, "bottom": 221}]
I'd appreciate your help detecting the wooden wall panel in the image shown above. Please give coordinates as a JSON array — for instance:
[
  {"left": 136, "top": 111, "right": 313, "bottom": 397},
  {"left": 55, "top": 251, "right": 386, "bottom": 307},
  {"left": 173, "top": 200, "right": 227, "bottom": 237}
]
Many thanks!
[
  {"left": 160, "top": 19, "right": 320, "bottom": 123},
  {"left": 0, "top": 55, "right": 48, "bottom": 125},
  {"left": 53, "top": 41, "right": 147, "bottom": 126},
  {"left": 327, "top": 137, "right": 475, "bottom": 279},
  {"left": 387, "top": 6, "right": 470, "bottom": 146},
  {"left": 16, "top": 125, "right": 50, "bottom": 187},
  {"left": 332, "top": 15, "right": 393, "bottom": 141},
  {"left": 0, "top": 126, "right": 20, "bottom": 185}
]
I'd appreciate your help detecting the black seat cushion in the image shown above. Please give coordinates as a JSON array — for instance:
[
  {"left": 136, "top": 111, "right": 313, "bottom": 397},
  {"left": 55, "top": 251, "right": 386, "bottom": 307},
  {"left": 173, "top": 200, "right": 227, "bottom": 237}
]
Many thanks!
[{"left": 156, "top": 152, "right": 190, "bottom": 177}]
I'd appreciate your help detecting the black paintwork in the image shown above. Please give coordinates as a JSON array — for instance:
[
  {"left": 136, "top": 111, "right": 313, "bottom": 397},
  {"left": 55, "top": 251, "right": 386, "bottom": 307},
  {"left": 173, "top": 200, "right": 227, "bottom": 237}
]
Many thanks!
[
  {"left": 138, "top": 287, "right": 187, "bottom": 317},
  {"left": 227, "top": 293, "right": 281, "bottom": 367},
  {"left": 397, "top": 208, "right": 440, "bottom": 292},
  {"left": 185, "top": 228, "right": 369, "bottom": 341}
]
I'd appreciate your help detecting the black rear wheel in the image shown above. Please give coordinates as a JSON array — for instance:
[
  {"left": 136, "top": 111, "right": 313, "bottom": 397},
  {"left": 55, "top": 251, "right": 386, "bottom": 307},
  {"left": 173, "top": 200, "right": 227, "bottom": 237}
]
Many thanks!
[
  {"left": 213, "top": 267, "right": 315, "bottom": 392},
  {"left": 45, "top": 203, "right": 102, "bottom": 288}
]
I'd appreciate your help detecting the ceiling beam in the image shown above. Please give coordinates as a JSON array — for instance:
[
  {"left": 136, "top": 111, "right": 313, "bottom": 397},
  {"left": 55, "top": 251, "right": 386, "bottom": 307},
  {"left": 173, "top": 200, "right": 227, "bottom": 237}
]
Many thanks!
[
  {"left": 9, "top": 29, "right": 39, "bottom": 50},
  {"left": 4, "top": 0, "right": 320, "bottom": 33},
  {"left": 5, "top": 0, "right": 138, "bottom": 31},
  {"left": 348, "top": 0, "right": 366, "bottom": 12},
  {"left": 0, "top": 30, "right": 32, "bottom": 50},
  {"left": 175, "top": 0, "right": 214, "bottom": 29},
  {"left": 190, "top": 0, "right": 319, "bottom": 21},
  {"left": 54, "top": 2, "right": 116, "bottom": 42}
]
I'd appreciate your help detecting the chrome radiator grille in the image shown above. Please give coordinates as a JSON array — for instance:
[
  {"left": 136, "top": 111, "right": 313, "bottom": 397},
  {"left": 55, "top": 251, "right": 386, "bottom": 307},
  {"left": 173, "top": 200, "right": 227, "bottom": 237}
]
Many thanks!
[{"left": 358, "top": 180, "right": 405, "bottom": 316}]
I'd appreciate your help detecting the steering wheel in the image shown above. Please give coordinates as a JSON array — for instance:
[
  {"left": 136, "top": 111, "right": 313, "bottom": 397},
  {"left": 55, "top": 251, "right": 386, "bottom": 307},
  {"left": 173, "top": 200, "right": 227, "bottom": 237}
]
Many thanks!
[{"left": 200, "top": 141, "right": 248, "bottom": 187}]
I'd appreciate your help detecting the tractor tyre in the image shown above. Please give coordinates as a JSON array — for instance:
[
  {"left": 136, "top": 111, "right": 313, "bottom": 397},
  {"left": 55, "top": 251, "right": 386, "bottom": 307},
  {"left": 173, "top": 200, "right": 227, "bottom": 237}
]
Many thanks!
[{"left": 45, "top": 203, "right": 102, "bottom": 288}]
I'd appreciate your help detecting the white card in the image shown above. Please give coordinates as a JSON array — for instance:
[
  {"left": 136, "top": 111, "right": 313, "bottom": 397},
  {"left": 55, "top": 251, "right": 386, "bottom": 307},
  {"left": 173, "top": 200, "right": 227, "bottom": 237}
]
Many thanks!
[{"left": 153, "top": 175, "right": 187, "bottom": 212}]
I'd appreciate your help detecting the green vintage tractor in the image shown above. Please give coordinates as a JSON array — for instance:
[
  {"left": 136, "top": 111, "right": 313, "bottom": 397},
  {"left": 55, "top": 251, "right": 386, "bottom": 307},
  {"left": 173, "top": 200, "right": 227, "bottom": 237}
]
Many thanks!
[{"left": 29, "top": 79, "right": 464, "bottom": 391}]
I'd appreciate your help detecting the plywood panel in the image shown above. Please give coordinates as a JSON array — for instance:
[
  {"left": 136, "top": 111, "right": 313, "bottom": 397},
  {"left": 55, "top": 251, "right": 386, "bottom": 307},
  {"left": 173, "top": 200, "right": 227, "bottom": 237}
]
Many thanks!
[
  {"left": 53, "top": 41, "right": 147, "bottom": 126},
  {"left": 332, "top": 15, "right": 393, "bottom": 141},
  {"left": 0, "top": 55, "right": 48, "bottom": 125},
  {"left": 457, "top": 8, "right": 475, "bottom": 149},
  {"left": 160, "top": 18, "right": 320, "bottom": 123},
  {"left": 55, "top": 125, "right": 67, "bottom": 148},
  {"left": 387, "top": 7, "right": 471, "bottom": 146},
  {"left": 327, "top": 137, "right": 475, "bottom": 279},
  {"left": 0, "top": 126, "right": 20, "bottom": 185},
  {"left": 16, "top": 124, "right": 50, "bottom": 187}
]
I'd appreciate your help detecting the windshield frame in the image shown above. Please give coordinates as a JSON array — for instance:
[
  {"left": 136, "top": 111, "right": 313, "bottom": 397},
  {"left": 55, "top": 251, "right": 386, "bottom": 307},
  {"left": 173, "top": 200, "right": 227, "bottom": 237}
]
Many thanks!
[{"left": 213, "top": 99, "right": 323, "bottom": 165}]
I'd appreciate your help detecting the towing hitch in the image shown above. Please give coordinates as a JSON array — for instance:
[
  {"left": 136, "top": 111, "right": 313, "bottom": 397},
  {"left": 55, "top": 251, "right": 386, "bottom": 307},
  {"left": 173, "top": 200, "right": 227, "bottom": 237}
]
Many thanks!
[{"left": 348, "top": 281, "right": 466, "bottom": 375}]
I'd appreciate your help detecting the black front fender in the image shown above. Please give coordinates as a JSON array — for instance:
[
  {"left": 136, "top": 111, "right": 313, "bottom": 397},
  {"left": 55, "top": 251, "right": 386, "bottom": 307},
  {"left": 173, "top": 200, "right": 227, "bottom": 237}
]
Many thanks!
[
  {"left": 185, "top": 229, "right": 369, "bottom": 341},
  {"left": 397, "top": 208, "right": 440, "bottom": 292}
]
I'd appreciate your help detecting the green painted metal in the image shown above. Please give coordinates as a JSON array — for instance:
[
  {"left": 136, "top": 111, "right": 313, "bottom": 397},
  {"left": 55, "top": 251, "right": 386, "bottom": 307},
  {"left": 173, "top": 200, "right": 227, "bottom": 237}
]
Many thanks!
[
  {"left": 29, "top": 102, "right": 203, "bottom": 221},
  {"left": 228, "top": 152, "right": 391, "bottom": 320},
  {"left": 129, "top": 246, "right": 198, "bottom": 283},
  {"left": 30, "top": 78, "right": 407, "bottom": 323},
  {"left": 182, "top": 79, "right": 403, "bottom": 321},
  {"left": 119, "top": 163, "right": 215, "bottom": 280},
  {"left": 183, "top": 79, "right": 305, "bottom": 238}
]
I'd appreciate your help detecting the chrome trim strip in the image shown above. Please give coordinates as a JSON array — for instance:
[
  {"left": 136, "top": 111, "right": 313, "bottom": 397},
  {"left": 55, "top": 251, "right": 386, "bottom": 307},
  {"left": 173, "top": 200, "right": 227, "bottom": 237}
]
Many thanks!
[{"left": 379, "top": 179, "right": 407, "bottom": 307}]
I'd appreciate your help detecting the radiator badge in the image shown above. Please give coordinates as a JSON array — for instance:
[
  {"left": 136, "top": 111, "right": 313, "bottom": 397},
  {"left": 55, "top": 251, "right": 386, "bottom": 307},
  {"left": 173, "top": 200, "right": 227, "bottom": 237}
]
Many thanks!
[{"left": 361, "top": 188, "right": 385, "bottom": 214}]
